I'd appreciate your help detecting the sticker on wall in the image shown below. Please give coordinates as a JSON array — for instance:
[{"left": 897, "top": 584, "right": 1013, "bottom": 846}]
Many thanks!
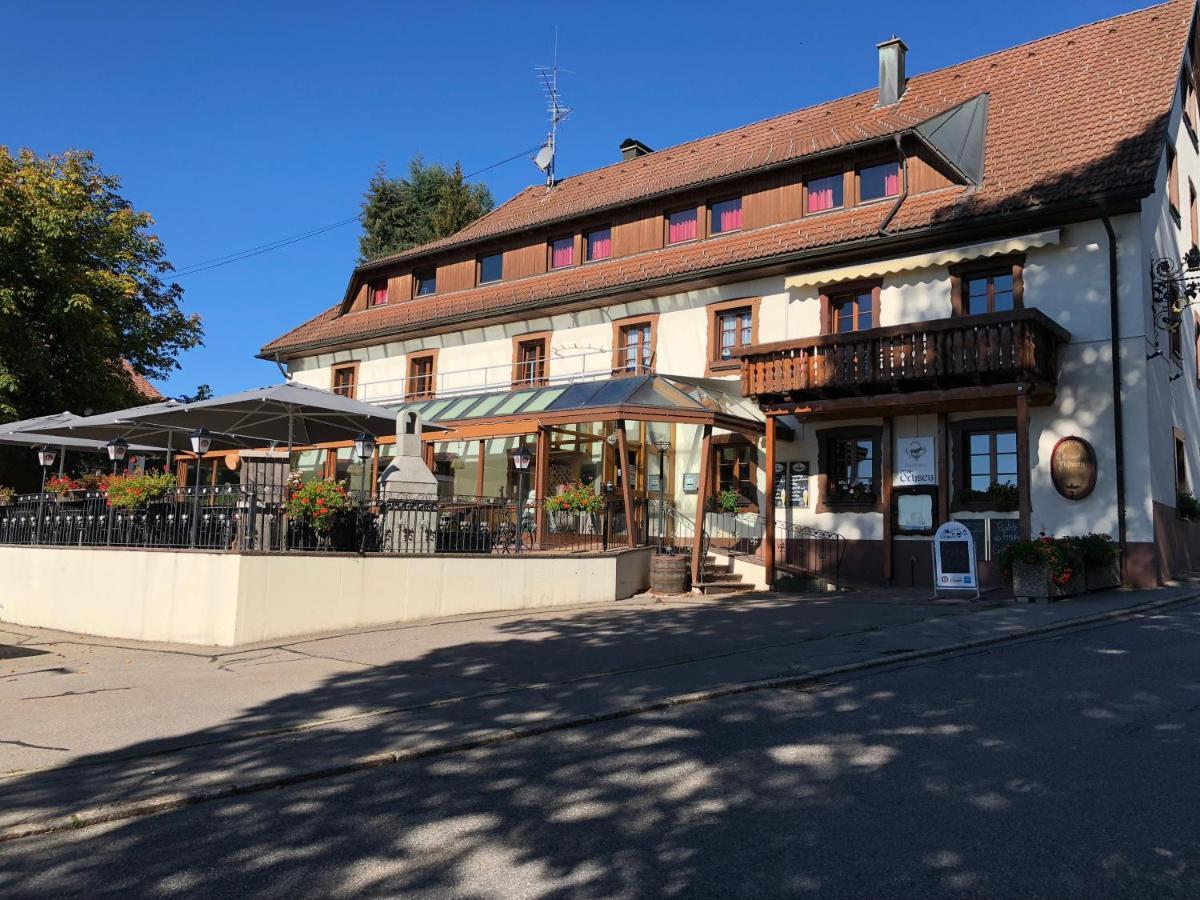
[{"left": 894, "top": 436, "right": 936, "bottom": 486}]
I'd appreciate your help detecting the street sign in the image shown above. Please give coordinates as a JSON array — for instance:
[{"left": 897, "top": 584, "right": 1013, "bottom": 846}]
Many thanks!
[{"left": 932, "top": 520, "right": 980, "bottom": 600}]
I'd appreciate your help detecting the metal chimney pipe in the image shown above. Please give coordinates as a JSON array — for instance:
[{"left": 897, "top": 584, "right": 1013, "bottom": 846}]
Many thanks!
[{"left": 877, "top": 36, "right": 908, "bottom": 106}]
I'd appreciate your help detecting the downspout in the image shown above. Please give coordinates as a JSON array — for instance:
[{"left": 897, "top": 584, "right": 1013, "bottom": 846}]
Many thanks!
[
  {"left": 878, "top": 133, "right": 909, "bottom": 235},
  {"left": 1101, "top": 215, "right": 1129, "bottom": 579},
  {"left": 273, "top": 352, "right": 291, "bottom": 381}
]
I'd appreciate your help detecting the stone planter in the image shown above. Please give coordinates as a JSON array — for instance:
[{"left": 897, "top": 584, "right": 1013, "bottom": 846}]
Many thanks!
[
  {"left": 1012, "top": 561, "right": 1084, "bottom": 602},
  {"left": 1084, "top": 558, "right": 1122, "bottom": 592}
]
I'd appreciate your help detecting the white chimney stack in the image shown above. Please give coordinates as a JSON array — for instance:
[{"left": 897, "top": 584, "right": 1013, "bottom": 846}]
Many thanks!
[{"left": 877, "top": 36, "right": 908, "bottom": 106}]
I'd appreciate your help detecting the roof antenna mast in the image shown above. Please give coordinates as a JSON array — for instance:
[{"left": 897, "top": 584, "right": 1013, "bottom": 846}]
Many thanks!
[{"left": 533, "top": 28, "right": 571, "bottom": 190}]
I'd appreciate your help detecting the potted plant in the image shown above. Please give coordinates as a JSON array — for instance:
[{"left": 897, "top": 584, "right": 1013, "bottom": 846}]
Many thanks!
[
  {"left": 705, "top": 489, "right": 743, "bottom": 515},
  {"left": 960, "top": 481, "right": 1019, "bottom": 511},
  {"left": 545, "top": 483, "right": 604, "bottom": 533},
  {"left": 1178, "top": 490, "right": 1200, "bottom": 522},
  {"left": 0, "top": 486, "right": 14, "bottom": 507},
  {"left": 284, "top": 475, "right": 350, "bottom": 546},
  {"left": 106, "top": 470, "right": 177, "bottom": 509},
  {"left": 1001, "top": 533, "right": 1084, "bottom": 601},
  {"left": 44, "top": 475, "right": 82, "bottom": 502},
  {"left": 78, "top": 472, "right": 108, "bottom": 493},
  {"left": 1063, "top": 533, "right": 1121, "bottom": 592}
]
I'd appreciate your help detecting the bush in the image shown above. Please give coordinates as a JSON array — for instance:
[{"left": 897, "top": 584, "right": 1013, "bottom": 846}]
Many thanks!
[
  {"left": 44, "top": 475, "right": 81, "bottom": 495},
  {"left": 106, "top": 470, "right": 177, "bottom": 509},
  {"left": 284, "top": 474, "right": 349, "bottom": 533},
  {"left": 1066, "top": 532, "right": 1119, "bottom": 567},
  {"left": 710, "top": 489, "right": 742, "bottom": 514},
  {"left": 959, "top": 481, "right": 1019, "bottom": 511},
  {"left": 1178, "top": 491, "right": 1200, "bottom": 522},
  {"left": 545, "top": 483, "right": 605, "bottom": 514},
  {"left": 0, "top": 486, "right": 14, "bottom": 503},
  {"left": 1000, "top": 533, "right": 1082, "bottom": 588}
]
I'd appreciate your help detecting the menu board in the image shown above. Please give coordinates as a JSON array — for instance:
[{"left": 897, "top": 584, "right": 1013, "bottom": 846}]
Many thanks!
[
  {"left": 773, "top": 462, "right": 788, "bottom": 507},
  {"left": 958, "top": 518, "right": 987, "bottom": 555},
  {"left": 788, "top": 461, "right": 810, "bottom": 508},
  {"left": 989, "top": 518, "right": 1022, "bottom": 559},
  {"left": 933, "top": 521, "right": 979, "bottom": 598}
]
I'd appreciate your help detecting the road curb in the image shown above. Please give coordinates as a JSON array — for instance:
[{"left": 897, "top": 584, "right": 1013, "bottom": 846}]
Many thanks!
[{"left": 3, "top": 590, "right": 1194, "bottom": 843}]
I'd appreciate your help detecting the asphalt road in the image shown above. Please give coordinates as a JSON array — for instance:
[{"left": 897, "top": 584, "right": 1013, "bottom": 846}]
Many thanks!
[{"left": 3, "top": 600, "right": 1198, "bottom": 899}]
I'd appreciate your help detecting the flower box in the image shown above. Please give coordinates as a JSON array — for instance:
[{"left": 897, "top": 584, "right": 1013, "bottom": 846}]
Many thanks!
[
  {"left": 1084, "top": 558, "right": 1122, "bottom": 592},
  {"left": 1011, "top": 560, "right": 1083, "bottom": 602}
]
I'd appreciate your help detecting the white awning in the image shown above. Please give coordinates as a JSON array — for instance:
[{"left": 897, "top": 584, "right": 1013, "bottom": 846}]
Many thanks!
[{"left": 784, "top": 229, "right": 1060, "bottom": 289}]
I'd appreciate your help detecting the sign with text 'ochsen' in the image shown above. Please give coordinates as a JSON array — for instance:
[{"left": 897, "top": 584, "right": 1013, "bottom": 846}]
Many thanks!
[
  {"left": 933, "top": 521, "right": 980, "bottom": 600},
  {"left": 894, "top": 436, "right": 936, "bottom": 486}
]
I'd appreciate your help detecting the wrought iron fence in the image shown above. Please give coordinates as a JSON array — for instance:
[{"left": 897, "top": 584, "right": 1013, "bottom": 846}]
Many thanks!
[{"left": 0, "top": 488, "right": 638, "bottom": 556}]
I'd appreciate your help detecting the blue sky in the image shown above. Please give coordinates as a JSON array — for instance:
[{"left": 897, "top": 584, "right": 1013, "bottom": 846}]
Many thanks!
[{"left": 2, "top": 0, "right": 1149, "bottom": 397}]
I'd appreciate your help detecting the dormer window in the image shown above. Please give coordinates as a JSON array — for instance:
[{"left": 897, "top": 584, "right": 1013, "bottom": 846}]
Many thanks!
[
  {"left": 415, "top": 268, "right": 436, "bottom": 296},
  {"left": 805, "top": 173, "right": 843, "bottom": 213},
  {"left": 709, "top": 198, "right": 742, "bottom": 234},
  {"left": 369, "top": 280, "right": 388, "bottom": 306},
  {"left": 667, "top": 207, "right": 698, "bottom": 244},
  {"left": 585, "top": 227, "right": 612, "bottom": 261},
  {"left": 550, "top": 236, "right": 574, "bottom": 269},
  {"left": 479, "top": 252, "right": 503, "bottom": 284},
  {"left": 859, "top": 161, "right": 901, "bottom": 202}
]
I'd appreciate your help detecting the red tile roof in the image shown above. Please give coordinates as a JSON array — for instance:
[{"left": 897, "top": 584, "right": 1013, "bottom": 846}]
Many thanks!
[
  {"left": 264, "top": 1, "right": 1192, "bottom": 356},
  {"left": 121, "top": 359, "right": 163, "bottom": 400}
]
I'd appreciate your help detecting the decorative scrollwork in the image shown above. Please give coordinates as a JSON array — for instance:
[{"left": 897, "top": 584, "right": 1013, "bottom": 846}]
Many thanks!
[{"left": 1148, "top": 249, "right": 1200, "bottom": 374}]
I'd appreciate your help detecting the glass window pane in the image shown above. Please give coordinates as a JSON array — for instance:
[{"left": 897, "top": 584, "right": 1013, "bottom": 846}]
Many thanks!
[
  {"left": 968, "top": 293, "right": 990, "bottom": 315},
  {"left": 856, "top": 293, "right": 873, "bottom": 330},
  {"left": 806, "top": 174, "right": 843, "bottom": 212},
  {"left": 667, "top": 208, "right": 697, "bottom": 243},
  {"left": 995, "top": 454, "right": 1018, "bottom": 476},
  {"left": 550, "top": 237, "right": 574, "bottom": 269},
  {"left": 585, "top": 228, "right": 612, "bottom": 261},
  {"left": 969, "top": 434, "right": 991, "bottom": 454},
  {"left": 711, "top": 198, "right": 742, "bottom": 234},
  {"left": 859, "top": 161, "right": 900, "bottom": 201},
  {"left": 970, "top": 475, "right": 991, "bottom": 492},
  {"left": 479, "top": 253, "right": 503, "bottom": 283},
  {"left": 995, "top": 432, "right": 1016, "bottom": 453}
]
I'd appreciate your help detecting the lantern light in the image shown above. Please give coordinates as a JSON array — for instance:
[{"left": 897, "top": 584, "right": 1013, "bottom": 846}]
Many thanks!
[
  {"left": 353, "top": 432, "right": 377, "bottom": 461},
  {"left": 106, "top": 437, "right": 129, "bottom": 462},
  {"left": 189, "top": 428, "right": 212, "bottom": 456}
]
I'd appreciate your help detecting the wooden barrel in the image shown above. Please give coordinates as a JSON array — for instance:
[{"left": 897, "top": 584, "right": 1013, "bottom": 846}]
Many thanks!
[{"left": 650, "top": 553, "right": 689, "bottom": 594}]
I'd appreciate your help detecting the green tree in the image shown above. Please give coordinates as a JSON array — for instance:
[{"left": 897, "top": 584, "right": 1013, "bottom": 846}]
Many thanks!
[
  {"left": 358, "top": 156, "right": 494, "bottom": 262},
  {"left": 0, "top": 147, "right": 203, "bottom": 484}
]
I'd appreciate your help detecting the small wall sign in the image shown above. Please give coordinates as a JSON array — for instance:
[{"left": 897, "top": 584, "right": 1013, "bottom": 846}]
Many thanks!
[
  {"left": 932, "top": 520, "right": 979, "bottom": 599},
  {"left": 894, "top": 436, "right": 936, "bottom": 486},
  {"left": 682, "top": 473, "right": 700, "bottom": 494},
  {"left": 789, "top": 461, "right": 810, "bottom": 508},
  {"left": 1050, "top": 436, "right": 1097, "bottom": 500}
]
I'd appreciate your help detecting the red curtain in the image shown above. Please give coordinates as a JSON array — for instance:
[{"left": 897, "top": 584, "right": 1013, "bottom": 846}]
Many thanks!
[
  {"left": 551, "top": 239, "right": 573, "bottom": 268},
  {"left": 808, "top": 187, "right": 836, "bottom": 212},
  {"left": 588, "top": 229, "right": 612, "bottom": 260},
  {"left": 669, "top": 210, "right": 697, "bottom": 243},
  {"left": 371, "top": 282, "right": 387, "bottom": 305},
  {"left": 717, "top": 202, "right": 741, "bottom": 232},
  {"left": 883, "top": 168, "right": 900, "bottom": 197}
]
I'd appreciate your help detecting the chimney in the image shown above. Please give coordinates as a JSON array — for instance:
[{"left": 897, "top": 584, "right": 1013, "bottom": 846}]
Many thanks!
[
  {"left": 877, "top": 36, "right": 908, "bottom": 106},
  {"left": 619, "top": 138, "right": 653, "bottom": 161}
]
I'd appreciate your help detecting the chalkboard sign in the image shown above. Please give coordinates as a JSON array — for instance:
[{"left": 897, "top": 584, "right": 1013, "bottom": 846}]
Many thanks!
[
  {"left": 773, "top": 462, "right": 788, "bottom": 507},
  {"left": 788, "top": 461, "right": 810, "bottom": 508},
  {"left": 989, "top": 518, "right": 1022, "bottom": 559},
  {"left": 958, "top": 518, "right": 987, "bottom": 554},
  {"left": 932, "top": 521, "right": 979, "bottom": 599}
]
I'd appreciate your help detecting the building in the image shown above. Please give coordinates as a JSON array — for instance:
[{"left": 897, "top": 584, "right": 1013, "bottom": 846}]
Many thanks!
[{"left": 261, "top": 1, "right": 1200, "bottom": 590}]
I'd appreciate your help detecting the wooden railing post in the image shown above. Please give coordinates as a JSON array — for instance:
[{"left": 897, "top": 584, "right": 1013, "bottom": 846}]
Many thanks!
[{"left": 764, "top": 415, "right": 777, "bottom": 588}]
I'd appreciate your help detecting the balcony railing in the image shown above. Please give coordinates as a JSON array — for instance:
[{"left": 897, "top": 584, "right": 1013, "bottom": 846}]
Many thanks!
[{"left": 735, "top": 309, "right": 1070, "bottom": 401}]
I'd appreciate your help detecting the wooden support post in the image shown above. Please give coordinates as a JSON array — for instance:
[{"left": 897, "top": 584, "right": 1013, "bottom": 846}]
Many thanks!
[
  {"left": 691, "top": 424, "right": 714, "bottom": 585},
  {"left": 936, "top": 413, "right": 950, "bottom": 525},
  {"left": 474, "top": 439, "right": 485, "bottom": 498},
  {"left": 615, "top": 421, "right": 636, "bottom": 548},
  {"left": 534, "top": 426, "right": 550, "bottom": 548},
  {"left": 1017, "top": 386, "right": 1032, "bottom": 541},
  {"left": 764, "top": 415, "right": 777, "bottom": 587},
  {"left": 882, "top": 417, "right": 893, "bottom": 584}
]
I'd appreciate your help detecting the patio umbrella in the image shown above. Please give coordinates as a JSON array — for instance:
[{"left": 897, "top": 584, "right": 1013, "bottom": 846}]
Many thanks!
[
  {"left": 26, "top": 400, "right": 259, "bottom": 454},
  {"left": 26, "top": 382, "right": 401, "bottom": 452},
  {"left": 0, "top": 412, "right": 160, "bottom": 474}
]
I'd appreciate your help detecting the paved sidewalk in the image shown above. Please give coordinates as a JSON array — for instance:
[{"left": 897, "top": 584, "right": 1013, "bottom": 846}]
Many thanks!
[{"left": 1, "top": 585, "right": 1195, "bottom": 836}]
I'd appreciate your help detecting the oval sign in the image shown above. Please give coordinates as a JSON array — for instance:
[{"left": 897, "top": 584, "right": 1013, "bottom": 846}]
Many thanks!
[{"left": 1051, "top": 436, "right": 1096, "bottom": 500}]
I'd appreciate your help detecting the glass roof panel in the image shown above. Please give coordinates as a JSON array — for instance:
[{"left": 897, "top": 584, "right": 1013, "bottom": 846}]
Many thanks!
[
  {"left": 441, "top": 396, "right": 484, "bottom": 420},
  {"left": 463, "top": 392, "right": 509, "bottom": 418},
  {"left": 628, "top": 377, "right": 699, "bottom": 409},
  {"left": 587, "top": 377, "right": 642, "bottom": 407},
  {"left": 493, "top": 390, "right": 539, "bottom": 416},
  {"left": 520, "top": 386, "right": 567, "bottom": 412},
  {"left": 417, "top": 399, "right": 453, "bottom": 420}
]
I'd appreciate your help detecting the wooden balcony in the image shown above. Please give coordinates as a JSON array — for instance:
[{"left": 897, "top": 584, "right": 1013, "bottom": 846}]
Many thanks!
[{"left": 735, "top": 310, "right": 1071, "bottom": 413}]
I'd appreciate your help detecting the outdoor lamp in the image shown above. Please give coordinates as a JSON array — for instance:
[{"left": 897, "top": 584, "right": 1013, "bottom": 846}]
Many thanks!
[
  {"left": 654, "top": 438, "right": 672, "bottom": 452},
  {"left": 512, "top": 445, "right": 532, "bottom": 470},
  {"left": 353, "top": 432, "right": 376, "bottom": 461},
  {"left": 36, "top": 446, "right": 57, "bottom": 469},
  {"left": 106, "top": 437, "right": 128, "bottom": 462},
  {"left": 605, "top": 433, "right": 619, "bottom": 448},
  {"left": 189, "top": 427, "right": 212, "bottom": 455}
]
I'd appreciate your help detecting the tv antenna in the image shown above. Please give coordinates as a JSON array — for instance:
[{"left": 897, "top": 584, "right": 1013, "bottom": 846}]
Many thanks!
[{"left": 532, "top": 29, "right": 572, "bottom": 189}]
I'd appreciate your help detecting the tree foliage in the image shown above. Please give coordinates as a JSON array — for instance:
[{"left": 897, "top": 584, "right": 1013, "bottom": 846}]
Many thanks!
[
  {"left": 0, "top": 147, "right": 203, "bottom": 422},
  {"left": 358, "top": 156, "right": 494, "bottom": 262}
]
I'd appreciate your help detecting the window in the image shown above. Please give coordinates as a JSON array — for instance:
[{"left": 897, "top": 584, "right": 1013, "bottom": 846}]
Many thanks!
[
  {"left": 415, "top": 268, "right": 436, "bottom": 297},
  {"left": 716, "top": 307, "right": 752, "bottom": 360},
  {"left": 714, "top": 442, "right": 757, "bottom": 509},
  {"left": 858, "top": 161, "right": 901, "bottom": 202},
  {"left": 369, "top": 280, "right": 388, "bottom": 307},
  {"left": 1191, "top": 181, "right": 1198, "bottom": 251},
  {"left": 478, "top": 253, "right": 503, "bottom": 284},
  {"left": 965, "top": 271, "right": 1016, "bottom": 314},
  {"left": 1176, "top": 430, "right": 1188, "bottom": 494},
  {"left": 407, "top": 352, "right": 437, "bottom": 400},
  {"left": 331, "top": 364, "right": 357, "bottom": 399},
  {"left": 667, "top": 207, "right": 698, "bottom": 244},
  {"left": 585, "top": 227, "right": 612, "bottom": 261},
  {"left": 965, "top": 430, "right": 1018, "bottom": 493},
  {"left": 805, "top": 173, "right": 843, "bottom": 213},
  {"left": 513, "top": 334, "right": 548, "bottom": 388},
  {"left": 1168, "top": 145, "right": 1180, "bottom": 217},
  {"left": 550, "top": 237, "right": 574, "bottom": 269},
  {"left": 710, "top": 198, "right": 742, "bottom": 234},
  {"left": 818, "top": 427, "right": 881, "bottom": 509},
  {"left": 614, "top": 319, "right": 655, "bottom": 373},
  {"left": 827, "top": 288, "right": 875, "bottom": 333}
]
